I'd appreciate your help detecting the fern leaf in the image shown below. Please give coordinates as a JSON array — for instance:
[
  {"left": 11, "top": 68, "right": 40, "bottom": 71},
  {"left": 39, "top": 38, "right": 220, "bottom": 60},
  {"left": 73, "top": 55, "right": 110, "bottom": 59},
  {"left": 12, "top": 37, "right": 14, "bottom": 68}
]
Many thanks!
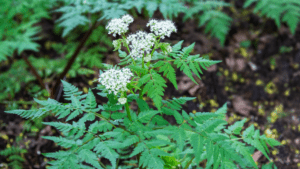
[
  {"left": 4, "top": 109, "right": 40, "bottom": 119},
  {"left": 130, "top": 142, "right": 146, "bottom": 157},
  {"left": 197, "top": 119, "right": 227, "bottom": 133},
  {"left": 151, "top": 115, "right": 169, "bottom": 126},
  {"left": 55, "top": 5, "right": 90, "bottom": 37},
  {"left": 156, "top": 61, "right": 178, "bottom": 90},
  {"left": 138, "top": 109, "right": 160, "bottom": 123},
  {"left": 84, "top": 88, "right": 97, "bottom": 109},
  {"left": 122, "top": 135, "right": 140, "bottom": 147},
  {"left": 171, "top": 40, "right": 184, "bottom": 52},
  {"left": 78, "top": 149, "right": 103, "bottom": 169},
  {"left": 193, "top": 112, "right": 220, "bottom": 123},
  {"left": 139, "top": 149, "right": 165, "bottom": 169},
  {"left": 94, "top": 142, "right": 119, "bottom": 168},
  {"left": 62, "top": 80, "right": 85, "bottom": 100},
  {"left": 190, "top": 133, "right": 204, "bottom": 164},
  {"left": 89, "top": 120, "right": 113, "bottom": 133},
  {"left": 146, "top": 1, "right": 158, "bottom": 18},
  {"left": 171, "top": 127, "right": 186, "bottom": 151},
  {"left": 244, "top": 138, "right": 269, "bottom": 160},
  {"left": 243, "top": 0, "right": 257, "bottom": 8},
  {"left": 142, "top": 70, "right": 167, "bottom": 110},
  {"left": 42, "top": 136, "right": 79, "bottom": 148},
  {"left": 43, "top": 122, "right": 76, "bottom": 133},
  {"left": 225, "top": 118, "right": 247, "bottom": 135}
]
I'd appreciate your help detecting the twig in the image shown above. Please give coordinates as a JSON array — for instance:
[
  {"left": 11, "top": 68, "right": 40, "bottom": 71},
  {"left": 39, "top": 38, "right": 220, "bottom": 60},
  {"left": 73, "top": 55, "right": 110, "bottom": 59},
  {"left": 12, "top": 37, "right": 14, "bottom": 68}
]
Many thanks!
[
  {"left": 55, "top": 76, "right": 66, "bottom": 101},
  {"left": 22, "top": 54, "right": 47, "bottom": 92},
  {"left": 51, "top": 20, "right": 100, "bottom": 99}
]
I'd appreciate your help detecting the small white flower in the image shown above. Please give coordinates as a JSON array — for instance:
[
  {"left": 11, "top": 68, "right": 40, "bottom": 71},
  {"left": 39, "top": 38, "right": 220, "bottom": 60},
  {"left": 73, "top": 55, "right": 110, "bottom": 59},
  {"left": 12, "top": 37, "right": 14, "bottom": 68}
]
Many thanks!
[
  {"left": 106, "top": 14, "right": 134, "bottom": 37},
  {"left": 164, "top": 45, "right": 172, "bottom": 55},
  {"left": 126, "top": 31, "right": 155, "bottom": 60},
  {"left": 121, "top": 14, "right": 134, "bottom": 24},
  {"left": 144, "top": 54, "right": 151, "bottom": 62},
  {"left": 118, "top": 98, "right": 127, "bottom": 104},
  {"left": 146, "top": 19, "right": 177, "bottom": 39},
  {"left": 112, "top": 39, "right": 122, "bottom": 50},
  {"left": 98, "top": 68, "right": 133, "bottom": 95}
]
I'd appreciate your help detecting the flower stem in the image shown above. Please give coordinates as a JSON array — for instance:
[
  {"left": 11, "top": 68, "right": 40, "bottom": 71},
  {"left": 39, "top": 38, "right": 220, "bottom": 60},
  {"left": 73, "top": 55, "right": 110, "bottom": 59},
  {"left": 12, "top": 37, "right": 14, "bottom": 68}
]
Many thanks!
[
  {"left": 124, "top": 91, "right": 132, "bottom": 121},
  {"left": 146, "top": 37, "right": 160, "bottom": 68},
  {"left": 122, "top": 35, "right": 136, "bottom": 66},
  {"left": 184, "top": 156, "right": 195, "bottom": 169}
]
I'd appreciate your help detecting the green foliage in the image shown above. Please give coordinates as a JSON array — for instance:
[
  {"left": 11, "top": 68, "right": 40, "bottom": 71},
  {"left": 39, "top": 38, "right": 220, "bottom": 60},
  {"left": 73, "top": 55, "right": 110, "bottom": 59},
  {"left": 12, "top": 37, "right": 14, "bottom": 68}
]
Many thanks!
[
  {"left": 183, "top": 0, "right": 232, "bottom": 46},
  {"left": 2, "top": 6, "right": 282, "bottom": 168},
  {"left": 0, "top": 0, "right": 56, "bottom": 61},
  {"left": 0, "top": 146, "right": 27, "bottom": 169},
  {"left": 244, "top": 0, "right": 300, "bottom": 35},
  {"left": 0, "top": 60, "right": 35, "bottom": 101},
  {"left": 55, "top": 0, "right": 187, "bottom": 38},
  {"left": 51, "top": 24, "right": 112, "bottom": 70},
  {"left": 5, "top": 82, "right": 280, "bottom": 168}
]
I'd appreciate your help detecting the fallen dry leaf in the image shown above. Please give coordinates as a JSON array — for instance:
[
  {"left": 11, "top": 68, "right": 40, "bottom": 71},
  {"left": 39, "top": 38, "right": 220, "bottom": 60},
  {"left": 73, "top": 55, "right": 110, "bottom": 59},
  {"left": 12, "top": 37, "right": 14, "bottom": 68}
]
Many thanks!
[
  {"left": 233, "top": 31, "right": 248, "bottom": 43},
  {"left": 188, "top": 85, "right": 200, "bottom": 96},
  {"left": 252, "top": 151, "right": 262, "bottom": 162},
  {"left": 225, "top": 57, "right": 246, "bottom": 72},
  {"left": 206, "top": 64, "right": 217, "bottom": 72},
  {"left": 232, "top": 95, "right": 254, "bottom": 116},
  {"left": 235, "top": 58, "right": 246, "bottom": 72}
]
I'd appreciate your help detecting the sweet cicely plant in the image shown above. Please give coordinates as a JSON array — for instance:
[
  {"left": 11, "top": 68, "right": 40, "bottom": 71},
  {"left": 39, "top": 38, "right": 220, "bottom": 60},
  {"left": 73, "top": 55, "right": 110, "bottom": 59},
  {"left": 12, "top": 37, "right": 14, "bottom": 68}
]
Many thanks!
[{"left": 6, "top": 14, "right": 281, "bottom": 169}]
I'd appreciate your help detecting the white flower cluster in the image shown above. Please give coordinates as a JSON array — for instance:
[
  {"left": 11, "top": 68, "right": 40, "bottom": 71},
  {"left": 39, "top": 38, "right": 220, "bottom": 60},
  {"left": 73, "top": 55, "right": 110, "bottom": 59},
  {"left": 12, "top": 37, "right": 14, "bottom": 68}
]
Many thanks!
[
  {"left": 126, "top": 31, "right": 156, "bottom": 60},
  {"left": 146, "top": 19, "right": 177, "bottom": 39},
  {"left": 106, "top": 14, "right": 134, "bottom": 37},
  {"left": 98, "top": 68, "right": 133, "bottom": 95},
  {"left": 118, "top": 98, "right": 127, "bottom": 104}
]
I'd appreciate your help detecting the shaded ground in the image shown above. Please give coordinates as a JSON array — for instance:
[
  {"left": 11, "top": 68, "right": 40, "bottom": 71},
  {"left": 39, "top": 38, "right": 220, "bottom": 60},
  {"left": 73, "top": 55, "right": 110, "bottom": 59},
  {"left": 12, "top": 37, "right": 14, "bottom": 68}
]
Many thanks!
[{"left": 1, "top": 1, "right": 300, "bottom": 168}]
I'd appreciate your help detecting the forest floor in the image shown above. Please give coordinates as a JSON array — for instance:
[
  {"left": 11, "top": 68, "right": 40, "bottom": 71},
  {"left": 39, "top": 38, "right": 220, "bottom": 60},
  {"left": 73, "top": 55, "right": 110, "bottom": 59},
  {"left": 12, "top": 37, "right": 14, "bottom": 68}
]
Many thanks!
[{"left": 1, "top": 1, "right": 300, "bottom": 168}]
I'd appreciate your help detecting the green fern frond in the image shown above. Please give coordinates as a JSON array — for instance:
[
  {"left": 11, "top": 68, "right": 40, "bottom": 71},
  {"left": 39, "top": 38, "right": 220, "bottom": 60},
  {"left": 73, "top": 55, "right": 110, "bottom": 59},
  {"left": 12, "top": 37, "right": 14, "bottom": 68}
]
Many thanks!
[
  {"left": 183, "top": 0, "right": 232, "bottom": 46},
  {"left": 139, "top": 149, "right": 165, "bottom": 169},
  {"left": 78, "top": 149, "right": 103, "bottom": 169},
  {"left": 173, "top": 43, "right": 222, "bottom": 83},
  {"left": 139, "top": 70, "right": 167, "bottom": 110},
  {"left": 42, "top": 136, "right": 80, "bottom": 148},
  {"left": 94, "top": 142, "right": 119, "bottom": 168},
  {"left": 153, "top": 60, "right": 178, "bottom": 90},
  {"left": 88, "top": 120, "right": 113, "bottom": 133},
  {"left": 244, "top": 0, "right": 300, "bottom": 34},
  {"left": 62, "top": 80, "right": 86, "bottom": 100},
  {"left": 137, "top": 109, "right": 161, "bottom": 123},
  {"left": 0, "top": 147, "right": 27, "bottom": 156}
]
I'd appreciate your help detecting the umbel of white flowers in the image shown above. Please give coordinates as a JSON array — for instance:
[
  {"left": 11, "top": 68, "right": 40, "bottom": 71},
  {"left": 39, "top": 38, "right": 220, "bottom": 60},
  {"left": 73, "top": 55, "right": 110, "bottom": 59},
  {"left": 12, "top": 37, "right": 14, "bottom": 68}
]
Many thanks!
[
  {"left": 106, "top": 14, "right": 134, "bottom": 37},
  {"left": 98, "top": 68, "right": 133, "bottom": 104},
  {"left": 127, "top": 31, "right": 156, "bottom": 60},
  {"left": 103, "top": 15, "right": 177, "bottom": 104},
  {"left": 106, "top": 14, "right": 177, "bottom": 60}
]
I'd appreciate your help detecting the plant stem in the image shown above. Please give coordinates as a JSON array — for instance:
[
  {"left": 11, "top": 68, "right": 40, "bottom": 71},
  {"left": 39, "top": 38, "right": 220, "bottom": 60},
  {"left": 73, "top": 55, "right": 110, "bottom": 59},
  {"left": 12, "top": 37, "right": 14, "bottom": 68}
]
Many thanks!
[
  {"left": 51, "top": 19, "right": 100, "bottom": 99},
  {"left": 122, "top": 35, "right": 136, "bottom": 66},
  {"left": 184, "top": 156, "right": 195, "bottom": 169},
  {"left": 22, "top": 54, "right": 48, "bottom": 93},
  {"left": 124, "top": 91, "right": 132, "bottom": 121}
]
